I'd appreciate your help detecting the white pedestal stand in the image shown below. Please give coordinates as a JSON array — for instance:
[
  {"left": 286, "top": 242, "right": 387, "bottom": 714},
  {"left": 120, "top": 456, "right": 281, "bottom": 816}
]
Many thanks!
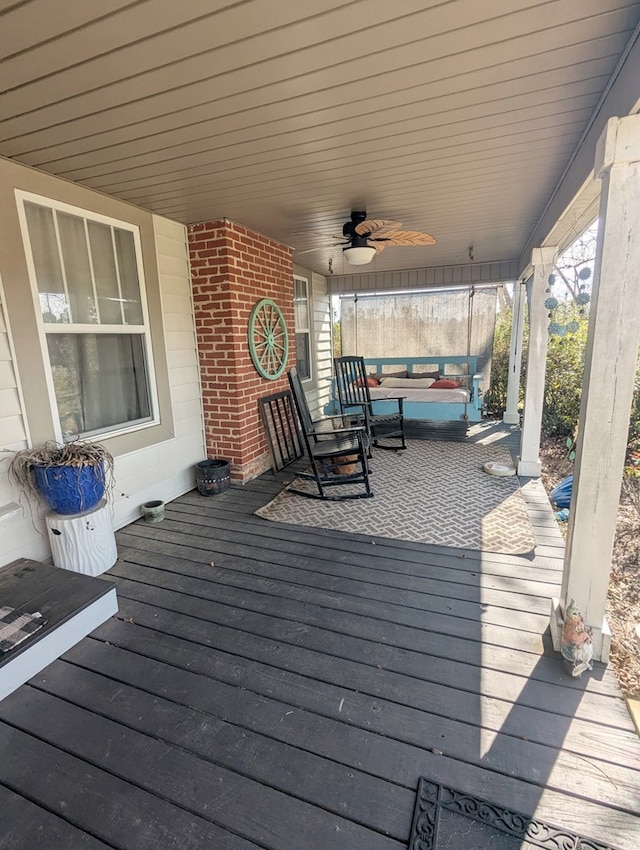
[{"left": 46, "top": 499, "right": 117, "bottom": 576}]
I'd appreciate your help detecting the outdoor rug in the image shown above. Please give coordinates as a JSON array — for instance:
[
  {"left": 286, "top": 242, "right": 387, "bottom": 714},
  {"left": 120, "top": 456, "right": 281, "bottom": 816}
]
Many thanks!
[
  {"left": 408, "top": 777, "right": 619, "bottom": 850},
  {"left": 255, "top": 440, "right": 536, "bottom": 555},
  {"left": 0, "top": 606, "right": 45, "bottom": 654}
]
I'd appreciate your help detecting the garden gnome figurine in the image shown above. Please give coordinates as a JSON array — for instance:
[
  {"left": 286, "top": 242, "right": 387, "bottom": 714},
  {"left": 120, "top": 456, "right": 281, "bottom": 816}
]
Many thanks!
[{"left": 561, "top": 598, "right": 593, "bottom": 677}]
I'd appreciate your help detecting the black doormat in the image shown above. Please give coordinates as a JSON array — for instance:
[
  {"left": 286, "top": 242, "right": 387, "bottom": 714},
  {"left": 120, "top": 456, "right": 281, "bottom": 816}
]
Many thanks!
[{"left": 408, "top": 778, "right": 619, "bottom": 850}]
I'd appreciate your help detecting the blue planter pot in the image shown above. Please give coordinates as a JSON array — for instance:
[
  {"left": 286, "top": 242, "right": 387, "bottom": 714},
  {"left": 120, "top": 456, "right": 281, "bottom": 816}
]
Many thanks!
[{"left": 32, "top": 462, "right": 106, "bottom": 515}]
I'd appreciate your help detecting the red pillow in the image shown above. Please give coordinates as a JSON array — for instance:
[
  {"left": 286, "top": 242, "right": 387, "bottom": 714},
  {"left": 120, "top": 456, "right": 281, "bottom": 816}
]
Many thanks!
[
  {"left": 429, "top": 379, "right": 461, "bottom": 389},
  {"left": 354, "top": 376, "right": 379, "bottom": 388}
]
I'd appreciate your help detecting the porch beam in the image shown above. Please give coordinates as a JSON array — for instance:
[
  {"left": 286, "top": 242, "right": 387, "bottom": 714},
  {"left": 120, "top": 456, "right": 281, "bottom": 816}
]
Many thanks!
[
  {"left": 517, "top": 247, "right": 557, "bottom": 477},
  {"left": 503, "top": 279, "right": 526, "bottom": 425},
  {"left": 327, "top": 259, "right": 519, "bottom": 294},
  {"left": 560, "top": 114, "right": 640, "bottom": 661}
]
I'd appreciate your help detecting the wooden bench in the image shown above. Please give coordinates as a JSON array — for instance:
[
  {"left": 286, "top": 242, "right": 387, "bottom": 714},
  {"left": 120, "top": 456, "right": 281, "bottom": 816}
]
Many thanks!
[{"left": 0, "top": 558, "right": 117, "bottom": 701}]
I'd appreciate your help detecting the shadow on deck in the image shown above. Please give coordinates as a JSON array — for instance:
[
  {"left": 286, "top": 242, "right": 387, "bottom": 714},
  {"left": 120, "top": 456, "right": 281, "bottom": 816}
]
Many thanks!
[{"left": 0, "top": 424, "right": 639, "bottom": 849}]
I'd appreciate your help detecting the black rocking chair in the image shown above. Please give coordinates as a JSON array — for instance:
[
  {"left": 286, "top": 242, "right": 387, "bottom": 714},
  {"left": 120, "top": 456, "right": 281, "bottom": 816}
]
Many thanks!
[
  {"left": 287, "top": 367, "right": 373, "bottom": 500},
  {"left": 334, "top": 355, "right": 407, "bottom": 451}
]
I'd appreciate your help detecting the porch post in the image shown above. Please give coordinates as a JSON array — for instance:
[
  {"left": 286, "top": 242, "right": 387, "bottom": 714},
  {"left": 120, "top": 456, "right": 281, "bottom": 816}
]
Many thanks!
[
  {"left": 517, "top": 247, "right": 557, "bottom": 476},
  {"left": 558, "top": 115, "right": 640, "bottom": 661},
  {"left": 503, "top": 279, "right": 526, "bottom": 425}
]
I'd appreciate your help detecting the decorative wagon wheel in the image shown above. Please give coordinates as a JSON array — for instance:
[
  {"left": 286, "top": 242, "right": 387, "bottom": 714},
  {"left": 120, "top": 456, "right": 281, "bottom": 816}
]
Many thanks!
[{"left": 248, "top": 298, "right": 289, "bottom": 380}]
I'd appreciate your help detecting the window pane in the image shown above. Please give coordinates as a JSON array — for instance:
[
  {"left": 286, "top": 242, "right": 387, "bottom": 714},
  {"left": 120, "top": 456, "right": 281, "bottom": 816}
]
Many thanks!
[
  {"left": 115, "top": 229, "right": 143, "bottom": 324},
  {"left": 47, "top": 333, "right": 152, "bottom": 438},
  {"left": 58, "top": 212, "right": 97, "bottom": 324},
  {"left": 294, "top": 278, "right": 309, "bottom": 330},
  {"left": 88, "top": 221, "right": 122, "bottom": 324},
  {"left": 296, "top": 332, "right": 311, "bottom": 381},
  {"left": 24, "top": 202, "right": 70, "bottom": 323}
]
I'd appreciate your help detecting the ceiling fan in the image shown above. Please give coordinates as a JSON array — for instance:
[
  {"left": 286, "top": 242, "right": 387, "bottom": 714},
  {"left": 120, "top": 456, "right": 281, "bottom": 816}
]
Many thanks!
[{"left": 339, "top": 210, "right": 437, "bottom": 265}]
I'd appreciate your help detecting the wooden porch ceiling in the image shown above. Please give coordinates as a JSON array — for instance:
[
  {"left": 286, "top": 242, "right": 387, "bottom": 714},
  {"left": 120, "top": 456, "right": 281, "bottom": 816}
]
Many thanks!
[
  {"left": 1, "top": 2, "right": 639, "bottom": 276},
  {"left": 1, "top": 428, "right": 639, "bottom": 849}
]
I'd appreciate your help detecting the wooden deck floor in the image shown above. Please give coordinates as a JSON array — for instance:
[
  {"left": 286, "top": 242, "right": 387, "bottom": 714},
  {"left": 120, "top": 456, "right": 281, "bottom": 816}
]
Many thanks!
[{"left": 1, "top": 427, "right": 639, "bottom": 849}]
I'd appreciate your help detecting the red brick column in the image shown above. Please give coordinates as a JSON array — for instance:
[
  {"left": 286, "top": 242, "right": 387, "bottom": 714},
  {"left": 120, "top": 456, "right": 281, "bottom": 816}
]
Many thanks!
[{"left": 188, "top": 220, "right": 294, "bottom": 481}]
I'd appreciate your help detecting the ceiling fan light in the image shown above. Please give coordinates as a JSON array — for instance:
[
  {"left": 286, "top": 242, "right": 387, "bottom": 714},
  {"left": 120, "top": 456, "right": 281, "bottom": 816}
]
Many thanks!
[{"left": 343, "top": 246, "right": 376, "bottom": 265}]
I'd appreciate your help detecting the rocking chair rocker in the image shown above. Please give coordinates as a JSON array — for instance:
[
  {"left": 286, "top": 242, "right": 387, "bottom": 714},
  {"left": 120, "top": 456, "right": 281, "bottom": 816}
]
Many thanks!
[
  {"left": 334, "top": 355, "right": 407, "bottom": 451},
  {"left": 287, "top": 367, "right": 373, "bottom": 500}
]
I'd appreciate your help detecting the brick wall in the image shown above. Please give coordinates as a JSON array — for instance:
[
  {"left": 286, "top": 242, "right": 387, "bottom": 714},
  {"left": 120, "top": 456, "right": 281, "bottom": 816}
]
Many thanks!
[{"left": 188, "top": 219, "right": 294, "bottom": 481}]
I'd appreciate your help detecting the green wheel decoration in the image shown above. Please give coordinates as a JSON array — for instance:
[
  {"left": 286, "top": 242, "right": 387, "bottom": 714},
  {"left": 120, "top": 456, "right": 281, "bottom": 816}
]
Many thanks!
[{"left": 248, "top": 298, "right": 289, "bottom": 380}]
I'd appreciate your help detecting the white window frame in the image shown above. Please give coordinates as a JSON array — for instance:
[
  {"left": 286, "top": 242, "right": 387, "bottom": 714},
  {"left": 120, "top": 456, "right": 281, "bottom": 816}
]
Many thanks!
[
  {"left": 15, "top": 189, "right": 160, "bottom": 442},
  {"left": 293, "top": 274, "right": 313, "bottom": 383}
]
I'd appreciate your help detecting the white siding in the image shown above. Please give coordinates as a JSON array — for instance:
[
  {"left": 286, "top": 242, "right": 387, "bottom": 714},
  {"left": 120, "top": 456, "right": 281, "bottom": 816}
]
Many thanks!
[
  {"left": 109, "top": 215, "right": 205, "bottom": 529},
  {"left": 293, "top": 265, "right": 330, "bottom": 418},
  {"left": 311, "top": 271, "right": 332, "bottom": 416},
  {"left": 0, "top": 290, "right": 37, "bottom": 564}
]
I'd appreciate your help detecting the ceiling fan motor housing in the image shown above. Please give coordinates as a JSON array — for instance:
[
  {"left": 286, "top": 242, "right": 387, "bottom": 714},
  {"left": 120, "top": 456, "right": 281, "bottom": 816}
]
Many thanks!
[
  {"left": 343, "top": 210, "right": 368, "bottom": 239},
  {"left": 345, "top": 233, "right": 371, "bottom": 248}
]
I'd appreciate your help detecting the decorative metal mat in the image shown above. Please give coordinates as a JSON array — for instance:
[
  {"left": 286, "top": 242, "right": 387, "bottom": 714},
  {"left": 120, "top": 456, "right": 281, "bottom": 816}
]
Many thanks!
[{"left": 408, "top": 778, "right": 619, "bottom": 850}]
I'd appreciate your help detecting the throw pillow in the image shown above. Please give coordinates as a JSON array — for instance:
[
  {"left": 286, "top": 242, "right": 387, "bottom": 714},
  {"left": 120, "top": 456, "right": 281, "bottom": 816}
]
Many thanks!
[
  {"left": 379, "top": 377, "right": 435, "bottom": 388},
  {"left": 429, "top": 379, "right": 462, "bottom": 389},
  {"left": 408, "top": 369, "right": 439, "bottom": 380},
  {"left": 373, "top": 369, "right": 408, "bottom": 380},
  {"left": 354, "top": 376, "right": 379, "bottom": 388}
]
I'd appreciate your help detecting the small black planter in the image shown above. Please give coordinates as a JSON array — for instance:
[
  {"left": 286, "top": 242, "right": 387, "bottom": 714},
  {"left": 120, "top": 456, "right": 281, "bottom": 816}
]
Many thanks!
[{"left": 195, "top": 459, "right": 231, "bottom": 496}]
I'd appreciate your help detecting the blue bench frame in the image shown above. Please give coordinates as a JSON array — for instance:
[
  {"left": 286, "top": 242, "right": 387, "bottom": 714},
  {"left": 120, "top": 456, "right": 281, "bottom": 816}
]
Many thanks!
[{"left": 327, "top": 356, "right": 483, "bottom": 423}]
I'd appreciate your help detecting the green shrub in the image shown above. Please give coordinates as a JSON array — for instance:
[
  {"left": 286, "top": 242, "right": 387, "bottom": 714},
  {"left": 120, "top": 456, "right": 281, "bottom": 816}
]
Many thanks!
[
  {"left": 543, "top": 302, "right": 589, "bottom": 436},
  {"left": 484, "top": 306, "right": 514, "bottom": 416}
]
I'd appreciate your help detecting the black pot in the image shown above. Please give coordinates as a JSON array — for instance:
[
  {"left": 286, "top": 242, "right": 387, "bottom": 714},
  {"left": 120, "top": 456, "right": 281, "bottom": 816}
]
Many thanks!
[{"left": 195, "top": 459, "right": 231, "bottom": 496}]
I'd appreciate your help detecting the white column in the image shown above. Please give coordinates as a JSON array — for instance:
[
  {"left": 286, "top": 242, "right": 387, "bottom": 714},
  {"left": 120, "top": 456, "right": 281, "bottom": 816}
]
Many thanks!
[
  {"left": 517, "top": 246, "right": 557, "bottom": 476},
  {"left": 503, "top": 280, "right": 526, "bottom": 425},
  {"left": 559, "top": 115, "right": 640, "bottom": 661}
]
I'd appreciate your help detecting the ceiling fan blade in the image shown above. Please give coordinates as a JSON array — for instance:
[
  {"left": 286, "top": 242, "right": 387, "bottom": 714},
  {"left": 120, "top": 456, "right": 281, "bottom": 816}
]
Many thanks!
[
  {"left": 354, "top": 219, "right": 403, "bottom": 236},
  {"left": 373, "top": 242, "right": 386, "bottom": 253},
  {"left": 371, "top": 229, "right": 437, "bottom": 246},
  {"left": 294, "top": 242, "right": 345, "bottom": 255}
]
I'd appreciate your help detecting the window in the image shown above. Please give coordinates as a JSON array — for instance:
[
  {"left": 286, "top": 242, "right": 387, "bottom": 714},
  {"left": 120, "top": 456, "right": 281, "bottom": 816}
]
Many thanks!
[
  {"left": 18, "top": 193, "right": 156, "bottom": 440},
  {"left": 294, "top": 275, "right": 312, "bottom": 381}
]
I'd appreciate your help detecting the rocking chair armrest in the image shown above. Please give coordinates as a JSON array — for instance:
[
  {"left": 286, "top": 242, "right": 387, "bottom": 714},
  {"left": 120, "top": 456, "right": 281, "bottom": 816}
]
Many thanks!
[
  {"left": 311, "top": 423, "right": 365, "bottom": 437},
  {"left": 313, "top": 414, "right": 365, "bottom": 433}
]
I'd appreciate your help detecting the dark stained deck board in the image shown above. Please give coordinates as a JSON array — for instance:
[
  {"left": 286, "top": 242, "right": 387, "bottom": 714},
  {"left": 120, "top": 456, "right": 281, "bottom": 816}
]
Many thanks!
[
  {"left": 0, "top": 783, "right": 112, "bottom": 850},
  {"left": 97, "top": 590, "right": 635, "bottom": 749},
  {"left": 113, "top": 543, "right": 557, "bottom": 657},
  {"left": 117, "top": 523, "right": 558, "bottom": 615},
  {"left": 0, "top": 689, "right": 402, "bottom": 850},
  {"left": 1, "top": 429, "right": 639, "bottom": 850},
  {"left": 25, "top": 659, "right": 416, "bottom": 842},
  {"left": 119, "top": 516, "right": 558, "bottom": 609},
  {"left": 107, "top": 560, "right": 625, "bottom": 706},
  {"left": 0, "top": 724, "right": 266, "bottom": 850},
  {"left": 91, "top": 587, "right": 638, "bottom": 780},
  {"left": 165, "top": 499, "right": 566, "bottom": 582},
  {"left": 129, "top": 517, "right": 564, "bottom": 589},
  {"left": 115, "top": 530, "right": 554, "bottom": 634},
  {"left": 108, "top": 546, "right": 617, "bottom": 690},
  {"left": 25, "top": 637, "right": 640, "bottom": 843}
]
